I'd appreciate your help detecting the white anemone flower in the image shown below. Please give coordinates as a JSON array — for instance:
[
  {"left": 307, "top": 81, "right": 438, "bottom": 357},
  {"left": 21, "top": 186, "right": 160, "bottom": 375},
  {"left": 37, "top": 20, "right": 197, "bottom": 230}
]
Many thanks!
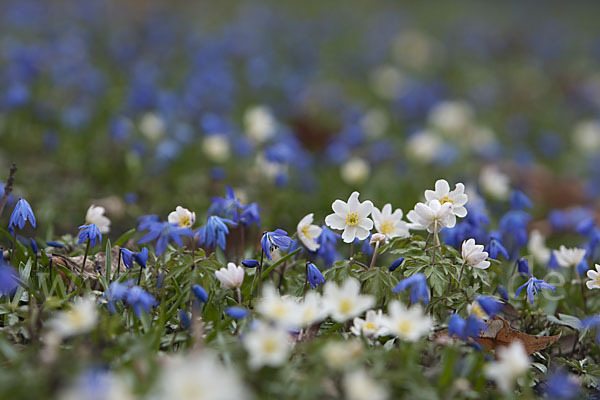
[
  {"left": 243, "top": 322, "right": 292, "bottom": 369},
  {"left": 350, "top": 309, "right": 387, "bottom": 338},
  {"left": 586, "top": 264, "right": 600, "bottom": 289},
  {"left": 382, "top": 300, "right": 432, "bottom": 341},
  {"left": 325, "top": 192, "right": 374, "bottom": 243},
  {"left": 49, "top": 297, "right": 98, "bottom": 339},
  {"left": 295, "top": 292, "right": 328, "bottom": 327},
  {"left": 297, "top": 213, "right": 322, "bottom": 252},
  {"left": 406, "top": 200, "right": 453, "bottom": 233},
  {"left": 202, "top": 134, "right": 230, "bottom": 163},
  {"left": 340, "top": 157, "right": 370, "bottom": 185},
  {"left": 424, "top": 179, "right": 468, "bottom": 224},
  {"left": 167, "top": 206, "right": 196, "bottom": 228},
  {"left": 479, "top": 165, "right": 510, "bottom": 200},
  {"left": 372, "top": 204, "right": 409, "bottom": 240},
  {"left": 244, "top": 105, "right": 277, "bottom": 143},
  {"left": 153, "top": 351, "right": 248, "bottom": 400},
  {"left": 461, "top": 238, "right": 490, "bottom": 269},
  {"left": 554, "top": 245, "right": 586, "bottom": 268},
  {"left": 215, "top": 262, "right": 244, "bottom": 289},
  {"left": 343, "top": 368, "right": 389, "bottom": 400},
  {"left": 256, "top": 285, "right": 299, "bottom": 328},
  {"left": 484, "top": 341, "right": 530, "bottom": 393},
  {"left": 323, "top": 278, "right": 375, "bottom": 322},
  {"left": 85, "top": 205, "right": 111, "bottom": 234},
  {"left": 527, "top": 230, "right": 551, "bottom": 265}
]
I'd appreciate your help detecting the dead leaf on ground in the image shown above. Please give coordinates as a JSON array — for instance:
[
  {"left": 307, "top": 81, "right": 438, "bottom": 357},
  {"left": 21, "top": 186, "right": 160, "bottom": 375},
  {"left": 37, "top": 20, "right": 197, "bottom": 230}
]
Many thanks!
[
  {"left": 476, "top": 316, "right": 561, "bottom": 355},
  {"left": 51, "top": 246, "right": 128, "bottom": 281}
]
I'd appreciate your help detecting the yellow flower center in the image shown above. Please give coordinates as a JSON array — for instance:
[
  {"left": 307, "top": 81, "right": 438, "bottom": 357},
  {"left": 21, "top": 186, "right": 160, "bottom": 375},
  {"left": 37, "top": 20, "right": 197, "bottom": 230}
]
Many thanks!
[
  {"left": 440, "top": 196, "right": 454, "bottom": 205},
  {"left": 363, "top": 321, "right": 377, "bottom": 331},
  {"left": 262, "top": 338, "right": 278, "bottom": 354},
  {"left": 397, "top": 319, "right": 413, "bottom": 335},
  {"left": 179, "top": 215, "right": 191, "bottom": 227},
  {"left": 345, "top": 212, "right": 359, "bottom": 226},
  {"left": 339, "top": 298, "right": 353, "bottom": 314},
  {"left": 380, "top": 221, "right": 394, "bottom": 235},
  {"left": 301, "top": 225, "right": 312, "bottom": 239},
  {"left": 272, "top": 303, "right": 288, "bottom": 318},
  {"left": 470, "top": 303, "right": 487, "bottom": 320}
]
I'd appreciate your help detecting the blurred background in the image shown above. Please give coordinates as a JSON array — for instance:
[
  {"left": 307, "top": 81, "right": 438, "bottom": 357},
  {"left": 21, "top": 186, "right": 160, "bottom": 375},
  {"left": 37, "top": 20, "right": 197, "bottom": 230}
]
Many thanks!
[{"left": 2, "top": 0, "right": 600, "bottom": 237}]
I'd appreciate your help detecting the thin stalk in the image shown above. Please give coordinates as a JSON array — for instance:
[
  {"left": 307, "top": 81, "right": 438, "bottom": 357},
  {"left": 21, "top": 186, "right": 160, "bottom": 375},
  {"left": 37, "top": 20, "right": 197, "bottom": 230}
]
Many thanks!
[
  {"left": 236, "top": 288, "right": 242, "bottom": 304},
  {"left": 257, "top": 249, "right": 265, "bottom": 297},
  {"left": 116, "top": 248, "right": 122, "bottom": 279},
  {"left": 72, "top": 240, "right": 90, "bottom": 292},
  {"left": 137, "top": 267, "right": 143, "bottom": 286},
  {"left": 456, "top": 261, "right": 466, "bottom": 291},
  {"left": 369, "top": 241, "right": 380, "bottom": 269},
  {"left": 580, "top": 280, "right": 588, "bottom": 314},
  {"left": 349, "top": 242, "right": 355, "bottom": 259}
]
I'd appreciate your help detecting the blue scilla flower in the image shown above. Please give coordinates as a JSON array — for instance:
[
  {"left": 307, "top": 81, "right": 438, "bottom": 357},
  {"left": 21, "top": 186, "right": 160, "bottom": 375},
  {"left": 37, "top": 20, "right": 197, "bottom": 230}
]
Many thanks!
[
  {"left": 105, "top": 281, "right": 131, "bottom": 313},
  {"left": 389, "top": 257, "right": 404, "bottom": 272},
  {"left": 516, "top": 276, "right": 555, "bottom": 304},
  {"left": 487, "top": 233, "right": 510, "bottom": 260},
  {"left": 509, "top": 190, "right": 533, "bottom": 210},
  {"left": 239, "top": 203, "right": 260, "bottom": 227},
  {"left": 208, "top": 186, "right": 242, "bottom": 222},
  {"left": 496, "top": 285, "right": 509, "bottom": 301},
  {"left": 448, "top": 314, "right": 467, "bottom": 339},
  {"left": 29, "top": 238, "right": 38, "bottom": 254},
  {"left": 575, "top": 218, "right": 595, "bottom": 236},
  {"left": 316, "top": 226, "right": 341, "bottom": 267},
  {"left": 393, "top": 273, "right": 429, "bottom": 305},
  {"left": 134, "top": 247, "right": 149, "bottom": 269},
  {"left": 137, "top": 214, "right": 160, "bottom": 231},
  {"left": 179, "top": 310, "right": 191, "bottom": 329},
  {"left": 544, "top": 371, "right": 581, "bottom": 400},
  {"left": 124, "top": 286, "right": 157, "bottom": 318},
  {"left": 517, "top": 257, "right": 530, "bottom": 276},
  {"left": 464, "top": 315, "right": 487, "bottom": 339},
  {"left": 138, "top": 221, "right": 193, "bottom": 256},
  {"left": 198, "top": 215, "right": 236, "bottom": 251},
  {"left": 476, "top": 296, "right": 503, "bottom": 318},
  {"left": 306, "top": 262, "right": 325, "bottom": 289},
  {"left": 242, "top": 259, "right": 260, "bottom": 268},
  {"left": 581, "top": 314, "right": 600, "bottom": 342},
  {"left": 9, "top": 198, "right": 36, "bottom": 230},
  {"left": 261, "top": 229, "right": 293, "bottom": 260},
  {"left": 46, "top": 241, "right": 64, "bottom": 248},
  {"left": 121, "top": 248, "right": 135, "bottom": 269},
  {"left": 192, "top": 284, "right": 208, "bottom": 303},
  {"left": 226, "top": 306, "right": 249, "bottom": 319},
  {"left": 576, "top": 259, "right": 589, "bottom": 277},
  {"left": 448, "top": 314, "right": 486, "bottom": 341},
  {"left": 0, "top": 260, "right": 19, "bottom": 296},
  {"left": 78, "top": 224, "right": 102, "bottom": 247}
]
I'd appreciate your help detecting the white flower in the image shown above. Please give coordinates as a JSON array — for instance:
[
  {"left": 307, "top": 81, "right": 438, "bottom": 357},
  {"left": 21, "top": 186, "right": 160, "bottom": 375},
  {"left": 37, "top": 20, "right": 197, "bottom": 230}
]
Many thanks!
[
  {"left": 295, "top": 292, "right": 328, "bottom": 327},
  {"left": 573, "top": 120, "right": 600, "bottom": 153},
  {"left": 406, "top": 200, "right": 454, "bottom": 233},
  {"left": 350, "top": 310, "right": 387, "bottom": 338},
  {"left": 479, "top": 165, "right": 510, "bottom": 200},
  {"left": 586, "top": 264, "right": 600, "bottom": 289},
  {"left": 202, "top": 134, "right": 230, "bottom": 163},
  {"left": 360, "top": 109, "right": 389, "bottom": 139},
  {"left": 372, "top": 204, "right": 409, "bottom": 240},
  {"left": 382, "top": 300, "right": 432, "bottom": 341},
  {"left": 244, "top": 105, "right": 276, "bottom": 143},
  {"left": 484, "top": 341, "right": 530, "bottom": 393},
  {"left": 256, "top": 285, "right": 299, "bottom": 327},
  {"left": 85, "top": 205, "right": 111, "bottom": 234},
  {"left": 139, "top": 112, "right": 165, "bottom": 141},
  {"left": 424, "top": 179, "right": 468, "bottom": 223},
  {"left": 406, "top": 130, "right": 443, "bottom": 163},
  {"left": 215, "top": 262, "right": 244, "bottom": 289},
  {"left": 461, "top": 238, "right": 490, "bottom": 270},
  {"left": 528, "top": 229, "right": 551, "bottom": 265},
  {"left": 243, "top": 322, "right": 292, "bottom": 369},
  {"left": 58, "top": 370, "right": 134, "bottom": 400},
  {"left": 428, "top": 100, "right": 474, "bottom": 137},
  {"left": 323, "top": 278, "right": 375, "bottom": 322},
  {"left": 554, "top": 245, "right": 586, "bottom": 268},
  {"left": 152, "top": 351, "right": 248, "bottom": 400},
  {"left": 340, "top": 157, "right": 370, "bottom": 185},
  {"left": 297, "top": 213, "right": 322, "bottom": 252},
  {"left": 321, "top": 339, "right": 363, "bottom": 369},
  {"left": 343, "top": 369, "right": 389, "bottom": 400},
  {"left": 325, "top": 192, "right": 374, "bottom": 243},
  {"left": 167, "top": 206, "right": 196, "bottom": 228},
  {"left": 49, "top": 297, "right": 98, "bottom": 339}
]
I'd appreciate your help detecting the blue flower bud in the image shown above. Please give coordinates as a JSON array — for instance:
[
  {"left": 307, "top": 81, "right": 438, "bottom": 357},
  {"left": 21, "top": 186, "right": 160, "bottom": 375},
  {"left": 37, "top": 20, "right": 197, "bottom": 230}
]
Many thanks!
[
  {"left": 306, "top": 262, "right": 325, "bottom": 289},
  {"left": 241, "top": 259, "right": 260, "bottom": 268},
  {"left": 192, "top": 284, "right": 208, "bottom": 303},
  {"left": 225, "top": 306, "right": 249, "bottom": 319},
  {"left": 179, "top": 309, "right": 191, "bottom": 329},
  {"left": 29, "top": 238, "right": 38, "bottom": 254},
  {"left": 517, "top": 258, "right": 530, "bottom": 276},
  {"left": 389, "top": 257, "right": 405, "bottom": 272},
  {"left": 496, "top": 285, "right": 509, "bottom": 301}
]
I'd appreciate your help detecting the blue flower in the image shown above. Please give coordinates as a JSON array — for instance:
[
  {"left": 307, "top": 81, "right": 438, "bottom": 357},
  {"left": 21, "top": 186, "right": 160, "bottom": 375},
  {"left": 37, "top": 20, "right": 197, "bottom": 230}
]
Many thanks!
[
  {"left": 124, "top": 286, "right": 157, "bottom": 317},
  {"left": 239, "top": 203, "right": 260, "bottom": 227},
  {"left": 517, "top": 257, "right": 530, "bottom": 276},
  {"left": 389, "top": 257, "right": 405, "bottom": 272},
  {"left": 226, "top": 306, "right": 249, "bottom": 319},
  {"left": 509, "top": 190, "right": 533, "bottom": 210},
  {"left": 105, "top": 281, "right": 131, "bottom": 313},
  {"left": 548, "top": 251, "right": 559, "bottom": 269},
  {"left": 241, "top": 259, "right": 260, "bottom": 268},
  {"left": 208, "top": 186, "right": 242, "bottom": 222},
  {"left": 46, "top": 241, "right": 65, "bottom": 248},
  {"left": 134, "top": 247, "right": 149, "bottom": 269},
  {"left": 448, "top": 314, "right": 486, "bottom": 340},
  {"left": 464, "top": 315, "right": 487, "bottom": 339},
  {"left": 575, "top": 218, "right": 595, "bottom": 236},
  {"left": 544, "top": 371, "right": 580, "bottom": 399},
  {"left": 496, "top": 285, "right": 509, "bottom": 301},
  {"left": 476, "top": 295, "right": 503, "bottom": 317},
  {"left": 515, "top": 276, "right": 555, "bottom": 304},
  {"left": 9, "top": 198, "right": 36, "bottom": 230},
  {"left": 448, "top": 314, "right": 467, "bottom": 339},
  {"left": 29, "top": 238, "right": 38, "bottom": 254},
  {"left": 78, "top": 224, "right": 102, "bottom": 247},
  {"left": 192, "top": 284, "right": 208, "bottom": 303},
  {"left": 487, "top": 235, "right": 510, "bottom": 260},
  {"left": 261, "top": 229, "right": 292, "bottom": 260},
  {"left": 121, "top": 249, "right": 135, "bottom": 269},
  {"left": 179, "top": 309, "right": 191, "bottom": 329},
  {"left": 137, "top": 214, "right": 160, "bottom": 231},
  {"left": 0, "top": 261, "right": 19, "bottom": 296},
  {"left": 576, "top": 259, "right": 589, "bottom": 277},
  {"left": 316, "top": 226, "right": 341, "bottom": 267},
  {"left": 306, "top": 262, "right": 325, "bottom": 289},
  {"left": 393, "top": 273, "right": 429, "bottom": 305},
  {"left": 138, "top": 221, "right": 193, "bottom": 255},
  {"left": 198, "top": 216, "right": 236, "bottom": 251}
]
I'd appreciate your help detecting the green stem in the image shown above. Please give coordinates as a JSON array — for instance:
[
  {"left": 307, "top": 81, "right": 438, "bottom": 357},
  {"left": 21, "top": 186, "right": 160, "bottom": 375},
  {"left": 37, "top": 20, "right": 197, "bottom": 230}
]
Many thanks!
[
  {"left": 369, "top": 241, "right": 380, "bottom": 269},
  {"left": 456, "top": 261, "right": 466, "bottom": 291},
  {"left": 72, "top": 240, "right": 90, "bottom": 292}
]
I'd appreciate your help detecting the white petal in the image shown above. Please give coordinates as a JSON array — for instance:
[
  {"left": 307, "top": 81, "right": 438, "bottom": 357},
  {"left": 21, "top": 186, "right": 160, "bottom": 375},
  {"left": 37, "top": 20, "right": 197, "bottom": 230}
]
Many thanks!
[
  {"left": 342, "top": 226, "right": 357, "bottom": 243},
  {"left": 325, "top": 214, "right": 346, "bottom": 230}
]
